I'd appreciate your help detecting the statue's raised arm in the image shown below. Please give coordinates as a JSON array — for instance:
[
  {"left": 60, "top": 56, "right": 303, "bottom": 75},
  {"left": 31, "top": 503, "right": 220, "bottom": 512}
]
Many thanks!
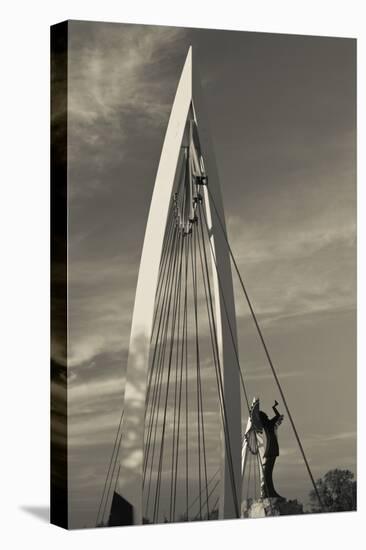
[{"left": 258, "top": 400, "right": 284, "bottom": 500}]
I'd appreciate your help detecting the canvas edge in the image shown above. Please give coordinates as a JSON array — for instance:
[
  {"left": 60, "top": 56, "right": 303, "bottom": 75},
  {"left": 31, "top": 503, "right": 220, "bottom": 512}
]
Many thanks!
[{"left": 50, "top": 20, "right": 69, "bottom": 530}]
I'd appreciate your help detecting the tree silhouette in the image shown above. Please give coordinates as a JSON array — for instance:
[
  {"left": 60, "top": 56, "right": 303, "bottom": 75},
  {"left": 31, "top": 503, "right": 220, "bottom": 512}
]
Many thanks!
[{"left": 310, "top": 469, "right": 356, "bottom": 513}]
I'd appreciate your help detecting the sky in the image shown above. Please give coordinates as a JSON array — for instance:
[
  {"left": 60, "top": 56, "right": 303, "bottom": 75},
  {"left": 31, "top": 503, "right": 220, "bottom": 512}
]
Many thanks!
[{"left": 55, "top": 20, "right": 356, "bottom": 528}]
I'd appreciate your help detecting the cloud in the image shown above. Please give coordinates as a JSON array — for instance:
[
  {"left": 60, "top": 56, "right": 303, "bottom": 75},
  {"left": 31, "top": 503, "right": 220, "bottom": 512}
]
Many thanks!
[
  {"left": 227, "top": 210, "right": 356, "bottom": 325},
  {"left": 67, "top": 22, "right": 189, "bottom": 199},
  {"left": 227, "top": 214, "right": 355, "bottom": 268},
  {"left": 323, "top": 431, "right": 357, "bottom": 442},
  {"left": 243, "top": 365, "right": 306, "bottom": 382},
  {"left": 69, "top": 373, "right": 125, "bottom": 406},
  {"left": 68, "top": 23, "right": 185, "bottom": 128},
  {"left": 68, "top": 256, "right": 137, "bottom": 367},
  {"left": 306, "top": 431, "right": 357, "bottom": 444}
]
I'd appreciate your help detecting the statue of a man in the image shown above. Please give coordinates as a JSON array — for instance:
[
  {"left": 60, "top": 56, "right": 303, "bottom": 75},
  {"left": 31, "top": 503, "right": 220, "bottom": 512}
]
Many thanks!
[{"left": 258, "top": 401, "right": 284, "bottom": 499}]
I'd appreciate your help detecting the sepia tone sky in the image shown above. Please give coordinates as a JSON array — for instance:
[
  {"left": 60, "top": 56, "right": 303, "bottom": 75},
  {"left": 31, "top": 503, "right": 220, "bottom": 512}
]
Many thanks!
[{"left": 62, "top": 20, "right": 356, "bottom": 528}]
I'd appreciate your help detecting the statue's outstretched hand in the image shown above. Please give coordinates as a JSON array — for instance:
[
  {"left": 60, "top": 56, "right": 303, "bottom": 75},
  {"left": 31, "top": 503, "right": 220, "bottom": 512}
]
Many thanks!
[{"left": 274, "top": 400, "right": 279, "bottom": 407}]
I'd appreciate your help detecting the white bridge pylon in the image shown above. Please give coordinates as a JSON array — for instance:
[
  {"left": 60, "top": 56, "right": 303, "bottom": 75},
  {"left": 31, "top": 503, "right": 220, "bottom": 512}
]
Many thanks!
[{"left": 117, "top": 47, "right": 242, "bottom": 524}]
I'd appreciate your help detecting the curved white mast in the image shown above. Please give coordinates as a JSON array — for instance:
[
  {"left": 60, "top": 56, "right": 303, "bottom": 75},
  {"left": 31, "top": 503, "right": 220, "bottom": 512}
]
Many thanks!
[{"left": 117, "top": 47, "right": 241, "bottom": 524}]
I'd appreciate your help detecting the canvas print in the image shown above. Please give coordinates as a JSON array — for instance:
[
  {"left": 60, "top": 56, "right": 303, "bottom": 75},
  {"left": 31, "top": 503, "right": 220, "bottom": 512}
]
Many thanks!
[{"left": 51, "top": 20, "right": 357, "bottom": 529}]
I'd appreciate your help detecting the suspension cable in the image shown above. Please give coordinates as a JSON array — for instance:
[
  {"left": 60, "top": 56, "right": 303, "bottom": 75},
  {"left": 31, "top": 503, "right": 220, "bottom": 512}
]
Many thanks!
[
  {"left": 169, "top": 226, "right": 185, "bottom": 522},
  {"left": 196, "top": 206, "right": 240, "bottom": 518},
  {"left": 153, "top": 231, "right": 184, "bottom": 521},
  {"left": 186, "top": 467, "right": 220, "bottom": 516},
  {"left": 200, "top": 200, "right": 275, "bottom": 514},
  {"left": 143, "top": 225, "right": 180, "bottom": 482},
  {"left": 100, "top": 412, "right": 125, "bottom": 525},
  {"left": 184, "top": 235, "right": 190, "bottom": 520},
  {"left": 95, "top": 408, "right": 124, "bottom": 526},
  {"left": 171, "top": 234, "right": 187, "bottom": 522},
  {"left": 153, "top": 232, "right": 185, "bottom": 522},
  {"left": 199, "top": 202, "right": 251, "bottom": 411},
  {"left": 194, "top": 219, "right": 212, "bottom": 520},
  {"left": 191, "top": 224, "right": 203, "bottom": 519},
  {"left": 205, "top": 185, "right": 324, "bottom": 511},
  {"left": 144, "top": 229, "right": 181, "bottom": 516},
  {"left": 194, "top": 479, "right": 220, "bottom": 521}
]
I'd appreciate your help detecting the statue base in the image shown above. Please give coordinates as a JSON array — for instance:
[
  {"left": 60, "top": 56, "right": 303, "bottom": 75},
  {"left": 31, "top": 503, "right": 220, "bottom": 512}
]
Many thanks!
[{"left": 242, "top": 497, "right": 303, "bottom": 518}]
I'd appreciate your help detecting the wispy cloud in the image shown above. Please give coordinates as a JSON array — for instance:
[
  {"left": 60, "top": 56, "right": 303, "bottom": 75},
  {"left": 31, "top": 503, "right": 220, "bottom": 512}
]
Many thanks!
[
  {"left": 68, "top": 255, "right": 137, "bottom": 367},
  {"left": 67, "top": 23, "right": 188, "bottom": 199},
  {"left": 243, "top": 365, "right": 306, "bottom": 382},
  {"left": 228, "top": 210, "right": 356, "bottom": 325},
  {"left": 228, "top": 215, "right": 355, "bottom": 267},
  {"left": 69, "top": 24, "right": 185, "bottom": 128}
]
